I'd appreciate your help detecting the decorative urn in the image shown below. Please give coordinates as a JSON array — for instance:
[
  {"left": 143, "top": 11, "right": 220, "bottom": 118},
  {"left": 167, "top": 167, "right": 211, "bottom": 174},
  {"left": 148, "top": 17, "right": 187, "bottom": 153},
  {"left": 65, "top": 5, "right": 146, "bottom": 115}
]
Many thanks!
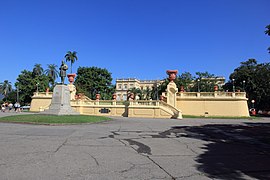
[{"left": 166, "top": 70, "right": 178, "bottom": 82}]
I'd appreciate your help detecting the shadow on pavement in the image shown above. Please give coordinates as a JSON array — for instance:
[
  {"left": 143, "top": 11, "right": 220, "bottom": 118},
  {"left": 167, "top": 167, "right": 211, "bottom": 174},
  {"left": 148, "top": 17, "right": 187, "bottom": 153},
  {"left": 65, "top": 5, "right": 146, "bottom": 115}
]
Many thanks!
[{"left": 170, "top": 123, "right": 270, "bottom": 179}]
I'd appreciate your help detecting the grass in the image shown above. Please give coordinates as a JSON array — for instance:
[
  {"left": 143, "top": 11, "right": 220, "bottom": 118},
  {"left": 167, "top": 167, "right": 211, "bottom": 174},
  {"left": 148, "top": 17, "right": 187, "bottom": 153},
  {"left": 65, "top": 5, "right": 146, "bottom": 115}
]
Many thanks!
[
  {"left": 182, "top": 115, "right": 258, "bottom": 119},
  {"left": 0, "top": 114, "right": 111, "bottom": 125}
]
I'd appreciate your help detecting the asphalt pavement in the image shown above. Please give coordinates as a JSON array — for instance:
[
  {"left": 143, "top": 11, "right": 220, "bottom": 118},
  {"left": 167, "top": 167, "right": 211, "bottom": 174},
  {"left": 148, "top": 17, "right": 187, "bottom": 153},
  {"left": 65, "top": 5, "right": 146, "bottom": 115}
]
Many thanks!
[{"left": 0, "top": 112, "right": 270, "bottom": 180}]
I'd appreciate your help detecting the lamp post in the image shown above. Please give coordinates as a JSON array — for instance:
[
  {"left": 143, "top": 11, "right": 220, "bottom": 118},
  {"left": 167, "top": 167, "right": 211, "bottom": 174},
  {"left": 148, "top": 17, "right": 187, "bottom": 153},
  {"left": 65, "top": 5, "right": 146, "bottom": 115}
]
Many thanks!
[
  {"left": 156, "top": 83, "right": 159, "bottom": 100},
  {"left": 36, "top": 82, "right": 39, "bottom": 93},
  {"left": 251, "top": 99, "right": 255, "bottom": 109},
  {"left": 232, "top": 79, "right": 235, "bottom": 92},
  {"left": 16, "top": 86, "right": 19, "bottom": 102},
  {"left": 243, "top": 80, "right": 246, "bottom": 92},
  {"left": 197, "top": 79, "right": 200, "bottom": 92}
]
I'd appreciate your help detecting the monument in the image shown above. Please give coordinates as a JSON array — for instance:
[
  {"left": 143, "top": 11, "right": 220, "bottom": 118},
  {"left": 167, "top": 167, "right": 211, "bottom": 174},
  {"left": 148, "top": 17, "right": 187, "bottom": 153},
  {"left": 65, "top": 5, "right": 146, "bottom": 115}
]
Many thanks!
[{"left": 41, "top": 61, "right": 79, "bottom": 115}]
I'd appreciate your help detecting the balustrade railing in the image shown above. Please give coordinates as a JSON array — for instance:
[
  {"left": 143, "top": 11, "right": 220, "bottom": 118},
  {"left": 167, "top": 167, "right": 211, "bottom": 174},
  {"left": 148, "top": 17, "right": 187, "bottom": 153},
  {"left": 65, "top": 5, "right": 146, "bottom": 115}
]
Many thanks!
[
  {"left": 33, "top": 92, "right": 53, "bottom": 97},
  {"left": 177, "top": 92, "right": 246, "bottom": 98}
]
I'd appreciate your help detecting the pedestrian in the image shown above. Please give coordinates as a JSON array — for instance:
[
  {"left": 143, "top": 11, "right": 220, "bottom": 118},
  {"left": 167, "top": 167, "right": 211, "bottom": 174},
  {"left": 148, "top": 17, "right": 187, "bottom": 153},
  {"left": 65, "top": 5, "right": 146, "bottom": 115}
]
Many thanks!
[
  {"left": 1, "top": 103, "right": 5, "bottom": 112},
  {"left": 8, "top": 102, "right": 13, "bottom": 112},
  {"left": 17, "top": 102, "right": 21, "bottom": 112},
  {"left": 14, "top": 102, "right": 18, "bottom": 112}
]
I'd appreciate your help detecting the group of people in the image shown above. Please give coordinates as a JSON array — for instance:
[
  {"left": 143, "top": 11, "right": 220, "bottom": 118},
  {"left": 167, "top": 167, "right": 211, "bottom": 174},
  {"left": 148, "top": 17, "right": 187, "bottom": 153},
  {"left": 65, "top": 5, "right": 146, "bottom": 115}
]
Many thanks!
[{"left": 1, "top": 102, "right": 21, "bottom": 113}]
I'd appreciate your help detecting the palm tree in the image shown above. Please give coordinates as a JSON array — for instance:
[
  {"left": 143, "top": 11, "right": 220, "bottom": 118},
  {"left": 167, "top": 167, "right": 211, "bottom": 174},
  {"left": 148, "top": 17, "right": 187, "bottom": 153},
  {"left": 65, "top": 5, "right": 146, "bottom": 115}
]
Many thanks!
[
  {"left": 65, "top": 51, "right": 78, "bottom": 73},
  {"left": 0, "top": 80, "right": 12, "bottom": 101},
  {"left": 127, "top": 87, "right": 142, "bottom": 100},
  {"left": 142, "top": 87, "right": 152, "bottom": 100},
  {"left": 44, "top": 64, "right": 59, "bottom": 87},
  {"left": 33, "top": 64, "right": 44, "bottom": 76},
  {"left": 265, "top": 24, "right": 270, "bottom": 53},
  {"left": 265, "top": 24, "right": 270, "bottom": 36}
]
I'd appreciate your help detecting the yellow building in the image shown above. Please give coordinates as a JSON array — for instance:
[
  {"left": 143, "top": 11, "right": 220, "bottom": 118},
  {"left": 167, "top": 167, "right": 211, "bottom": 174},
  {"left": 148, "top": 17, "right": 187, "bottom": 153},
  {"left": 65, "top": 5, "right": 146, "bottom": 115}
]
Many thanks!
[{"left": 115, "top": 78, "right": 163, "bottom": 100}]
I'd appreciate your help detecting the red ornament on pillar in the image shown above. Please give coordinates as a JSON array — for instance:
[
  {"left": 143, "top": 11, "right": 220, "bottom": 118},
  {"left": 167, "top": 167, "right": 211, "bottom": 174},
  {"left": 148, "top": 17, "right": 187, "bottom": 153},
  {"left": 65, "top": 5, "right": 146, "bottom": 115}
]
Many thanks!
[
  {"left": 166, "top": 70, "right": 178, "bottom": 82},
  {"left": 67, "top": 73, "right": 76, "bottom": 84}
]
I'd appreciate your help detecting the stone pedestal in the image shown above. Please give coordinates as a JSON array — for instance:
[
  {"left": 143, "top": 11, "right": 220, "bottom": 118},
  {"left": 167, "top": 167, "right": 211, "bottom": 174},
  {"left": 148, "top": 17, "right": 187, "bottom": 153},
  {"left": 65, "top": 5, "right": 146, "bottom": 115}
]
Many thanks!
[
  {"left": 41, "top": 85, "right": 79, "bottom": 115},
  {"left": 67, "top": 84, "right": 76, "bottom": 100},
  {"left": 166, "top": 70, "right": 179, "bottom": 107},
  {"left": 167, "top": 81, "right": 178, "bottom": 107}
]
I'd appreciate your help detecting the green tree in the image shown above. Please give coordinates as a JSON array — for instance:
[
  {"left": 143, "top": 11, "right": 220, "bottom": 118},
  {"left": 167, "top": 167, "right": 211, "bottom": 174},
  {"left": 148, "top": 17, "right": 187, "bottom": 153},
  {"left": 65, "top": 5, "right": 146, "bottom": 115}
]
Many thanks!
[
  {"left": 127, "top": 87, "right": 143, "bottom": 100},
  {"left": 32, "top": 63, "right": 44, "bottom": 76},
  {"left": 0, "top": 80, "right": 12, "bottom": 101},
  {"left": 229, "top": 59, "right": 270, "bottom": 110},
  {"left": 44, "top": 64, "right": 59, "bottom": 87},
  {"left": 265, "top": 24, "right": 270, "bottom": 53},
  {"left": 15, "top": 69, "right": 50, "bottom": 105},
  {"left": 65, "top": 51, "right": 78, "bottom": 73},
  {"left": 192, "top": 71, "right": 216, "bottom": 92},
  {"left": 175, "top": 72, "right": 195, "bottom": 92},
  {"left": 75, "top": 66, "right": 113, "bottom": 99}
]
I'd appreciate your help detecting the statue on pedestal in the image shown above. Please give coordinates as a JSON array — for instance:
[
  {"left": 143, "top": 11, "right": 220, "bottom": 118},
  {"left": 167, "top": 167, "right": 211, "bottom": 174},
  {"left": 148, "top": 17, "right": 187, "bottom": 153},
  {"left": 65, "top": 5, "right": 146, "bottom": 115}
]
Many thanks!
[{"left": 59, "top": 61, "right": 68, "bottom": 84}]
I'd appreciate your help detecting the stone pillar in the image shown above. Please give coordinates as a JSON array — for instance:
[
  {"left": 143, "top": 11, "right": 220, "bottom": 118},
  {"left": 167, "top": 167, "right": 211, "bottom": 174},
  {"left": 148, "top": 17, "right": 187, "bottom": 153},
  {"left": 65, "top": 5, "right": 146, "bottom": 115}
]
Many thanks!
[
  {"left": 67, "top": 73, "right": 77, "bottom": 100},
  {"left": 166, "top": 70, "right": 178, "bottom": 107}
]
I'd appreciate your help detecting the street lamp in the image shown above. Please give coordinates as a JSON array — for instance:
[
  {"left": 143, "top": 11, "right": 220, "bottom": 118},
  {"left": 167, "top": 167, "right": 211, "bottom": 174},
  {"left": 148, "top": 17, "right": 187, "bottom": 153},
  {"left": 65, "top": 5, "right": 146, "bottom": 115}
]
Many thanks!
[
  {"left": 232, "top": 79, "right": 235, "bottom": 92},
  {"left": 251, "top": 99, "right": 255, "bottom": 109},
  {"left": 197, "top": 79, "right": 200, "bottom": 92},
  {"left": 243, "top": 80, "right": 246, "bottom": 92},
  {"left": 36, "top": 82, "right": 39, "bottom": 93},
  {"left": 156, "top": 83, "right": 159, "bottom": 100},
  {"left": 16, "top": 86, "right": 19, "bottom": 102}
]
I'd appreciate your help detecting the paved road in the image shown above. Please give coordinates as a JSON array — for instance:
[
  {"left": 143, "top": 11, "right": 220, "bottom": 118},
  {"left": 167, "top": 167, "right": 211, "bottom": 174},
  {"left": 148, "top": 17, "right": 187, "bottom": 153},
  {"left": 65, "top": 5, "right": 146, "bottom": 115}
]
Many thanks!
[{"left": 0, "top": 113, "right": 270, "bottom": 179}]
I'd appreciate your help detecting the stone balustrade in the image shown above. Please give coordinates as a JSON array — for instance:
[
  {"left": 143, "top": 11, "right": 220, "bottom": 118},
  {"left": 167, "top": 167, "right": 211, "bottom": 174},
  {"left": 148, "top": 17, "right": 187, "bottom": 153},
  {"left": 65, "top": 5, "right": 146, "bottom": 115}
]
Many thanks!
[{"left": 176, "top": 92, "right": 247, "bottom": 99}]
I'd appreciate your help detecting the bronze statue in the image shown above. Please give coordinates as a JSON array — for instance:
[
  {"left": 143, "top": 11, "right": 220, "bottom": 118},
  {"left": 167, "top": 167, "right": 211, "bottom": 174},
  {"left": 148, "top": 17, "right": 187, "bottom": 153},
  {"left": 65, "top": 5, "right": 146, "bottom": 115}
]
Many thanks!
[{"left": 59, "top": 61, "right": 68, "bottom": 84}]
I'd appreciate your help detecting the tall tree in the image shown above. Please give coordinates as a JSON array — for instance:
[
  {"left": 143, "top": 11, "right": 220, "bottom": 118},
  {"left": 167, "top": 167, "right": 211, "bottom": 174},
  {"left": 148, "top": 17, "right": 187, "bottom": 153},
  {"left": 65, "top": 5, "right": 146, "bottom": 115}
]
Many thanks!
[
  {"left": 65, "top": 51, "right": 78, "bottom": 73},
  {"left": 75, "top": 66, "right": 113, "bottom": 99},
  {"left": 193, "top": 71, "right": 217, "bottom": 92},
  {"left": 44, "top": 64, "right": 59, "bottom": 87},
  {"left": 32, "top": 64, "right": 44, "bottom": 76},
  {"left": 265, "top": 24, "right": 270, "bottom": 53},
  {"left": 175, "top": 72, "right": 195, "bottom": 92},
  {"left": 229, "top": 59, "right": 270, "bottom": 110},
  {"left": 0, "top": 80, "right": 12, "bottom": 101},
  {"left": 16, "top": 69, "right": 50, "bottom": 105}
]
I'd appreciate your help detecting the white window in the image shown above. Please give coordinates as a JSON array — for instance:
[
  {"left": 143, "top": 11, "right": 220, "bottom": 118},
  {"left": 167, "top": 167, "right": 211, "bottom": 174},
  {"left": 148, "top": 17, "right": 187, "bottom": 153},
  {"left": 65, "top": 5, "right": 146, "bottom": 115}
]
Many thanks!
[{"left": 118, "top": 84, "right": 122, "bottom": 90}]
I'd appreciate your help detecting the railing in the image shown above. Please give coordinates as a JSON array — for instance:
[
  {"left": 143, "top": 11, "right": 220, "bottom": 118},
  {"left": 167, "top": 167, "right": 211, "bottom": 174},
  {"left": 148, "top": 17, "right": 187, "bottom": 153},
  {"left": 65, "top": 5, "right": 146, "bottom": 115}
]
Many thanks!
[
  {"left": 33, "top": 92, "right": 53, "bottom": 97},
  {"left": 177, "top": 92, "right": 246, "bottom": 98},
  {"left": 159, "top": 101, "right": 182, "bottom": 118},
  {"left": 71, "top": 100, "right": 127, "bottom": 106},
  {"left": 129, "top": 100, "right": 159, "bottom": 106}
]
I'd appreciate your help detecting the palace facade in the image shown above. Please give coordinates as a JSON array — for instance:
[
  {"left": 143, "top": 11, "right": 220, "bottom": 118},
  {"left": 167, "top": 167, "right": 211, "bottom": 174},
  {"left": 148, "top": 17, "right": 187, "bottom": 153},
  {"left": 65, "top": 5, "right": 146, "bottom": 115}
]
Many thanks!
[{"left": 115, "top": 78, "right": 163, "bottom": 100}]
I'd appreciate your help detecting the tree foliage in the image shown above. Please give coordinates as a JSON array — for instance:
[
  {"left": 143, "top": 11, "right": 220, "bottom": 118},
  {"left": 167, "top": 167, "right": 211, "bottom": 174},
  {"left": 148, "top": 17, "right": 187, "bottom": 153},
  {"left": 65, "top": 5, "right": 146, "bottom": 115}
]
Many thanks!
[
  {"left": 65, "top": 51, "right": 78, "bottom": 73},
  {"left": 15, "top": 69, "right": 50, "bottom": 105},
  {"left": 32, "top": 64, "right": 44, "bottom": 76},
  {"left": 0, "top": 80, "right": 12, "bottom": 101},
  {"left": 159, "top": 71, "right": 218, "bottom": 94},
  {"left": 127, "top": 87, "right": 143, "bottom": 100},
  {"left": 75, "top": 66, "right": 114, "bottom": 100},
  {"left": 265, "top": 24, "right": 270, "bottom": 53},
  {"left": 44, "top": 64, "right": 59, "bottom": 87},
  {"left": 229, "top": 59, "right": 270, "bottom": 110}
]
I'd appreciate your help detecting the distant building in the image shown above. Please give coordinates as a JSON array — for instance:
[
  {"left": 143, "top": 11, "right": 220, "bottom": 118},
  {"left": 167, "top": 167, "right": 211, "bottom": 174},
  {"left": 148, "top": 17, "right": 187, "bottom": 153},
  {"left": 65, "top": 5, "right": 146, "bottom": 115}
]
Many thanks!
[
  {"left": 115, "top": 78, "right": 163, "bottom": 100},
  {"left": 200, "top": 77, "right": 226, "bottom": 88}
]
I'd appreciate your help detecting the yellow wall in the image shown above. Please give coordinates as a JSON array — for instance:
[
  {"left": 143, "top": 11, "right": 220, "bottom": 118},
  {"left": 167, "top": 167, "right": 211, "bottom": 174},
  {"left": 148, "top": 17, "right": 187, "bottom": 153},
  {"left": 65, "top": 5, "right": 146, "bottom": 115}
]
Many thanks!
[
  {"left": 128, "top": 106, "right": 172, "bottom": 119},
  {"left": 30, "top": 94, "right": 52, "bottom": 112},
  {"left": 72, "top": 105, "right": 127, "bottom": 117},
  {"left": 30, "top": 92, "right": 250, "bottom": 118},
  {"left": 177, "top": 98, "right": 249, "bottom": 117}
]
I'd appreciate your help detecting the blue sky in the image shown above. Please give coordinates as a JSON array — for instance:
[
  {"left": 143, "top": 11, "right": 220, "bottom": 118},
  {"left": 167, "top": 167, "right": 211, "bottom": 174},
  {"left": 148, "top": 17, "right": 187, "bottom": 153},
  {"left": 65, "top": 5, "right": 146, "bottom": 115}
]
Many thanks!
[{"left": 1, "top": 0, "right": 269, "bottom": 87}]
